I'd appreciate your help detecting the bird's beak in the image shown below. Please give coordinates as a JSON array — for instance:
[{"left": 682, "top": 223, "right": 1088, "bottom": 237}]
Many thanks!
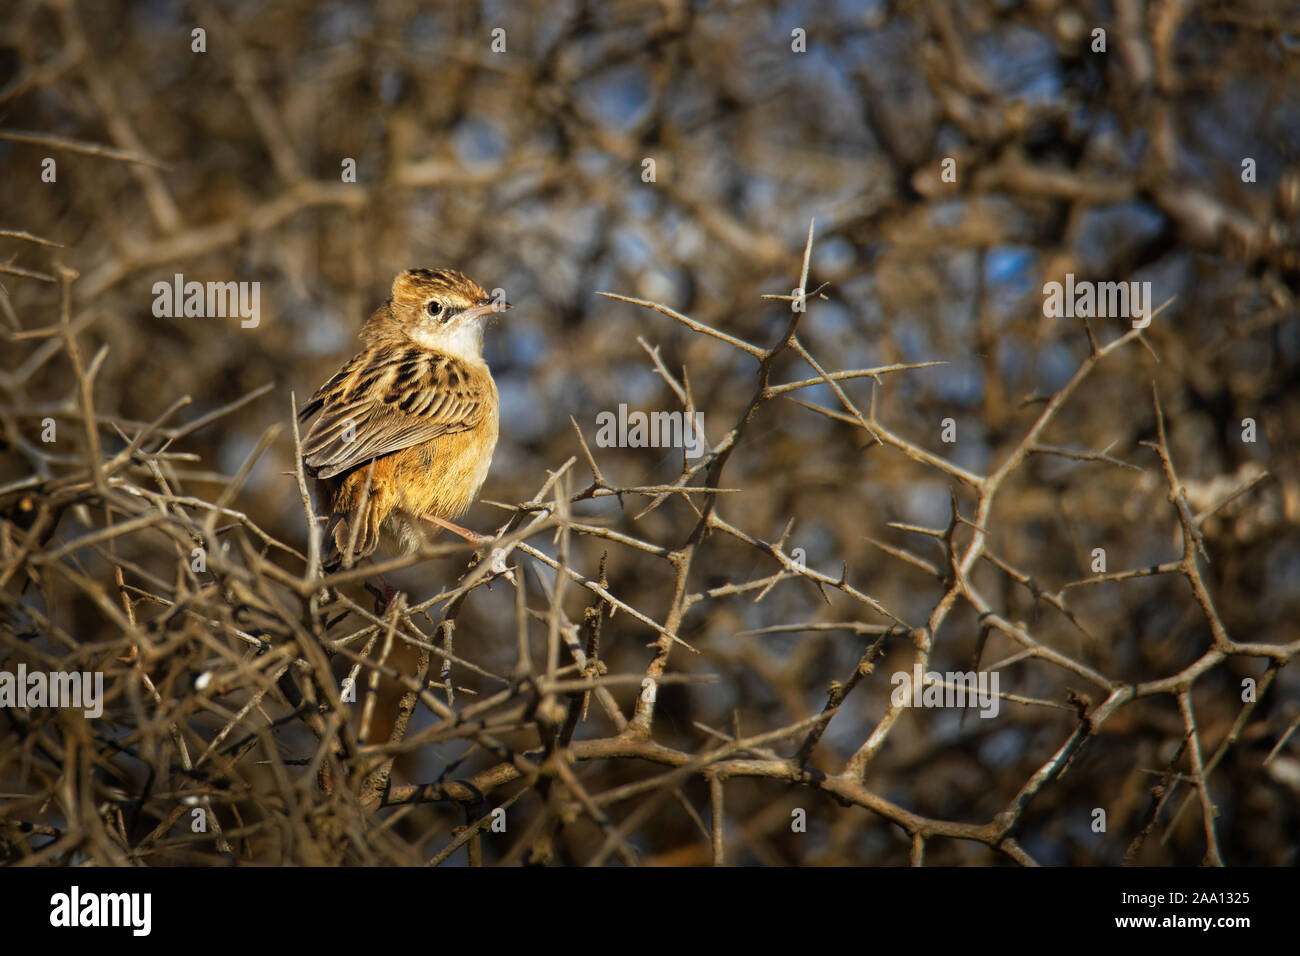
[{"left": 462, "top": 298, "right": 511, "bottom": 320}]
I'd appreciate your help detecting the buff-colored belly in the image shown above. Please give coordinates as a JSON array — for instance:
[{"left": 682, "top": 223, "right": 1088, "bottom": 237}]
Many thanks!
[{"left": 382, "top": 414, "right": 498, "bottom": 554}]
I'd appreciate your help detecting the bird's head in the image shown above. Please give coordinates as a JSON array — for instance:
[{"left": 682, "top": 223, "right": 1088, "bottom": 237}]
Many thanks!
[{"left": 383, "top": 268, "right": 509, "bottom": 358}]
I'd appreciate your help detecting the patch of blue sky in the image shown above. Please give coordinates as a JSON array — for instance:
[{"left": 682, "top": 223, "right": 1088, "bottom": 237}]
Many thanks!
[
  {"left": 928, "top": 198, "right": 968, "bottom": 230},
  {"left": 1094, "top": 114, "right": 1149, "bottom": 168},
  {"left": 623, "top": 187, "right": 658, "bottom": 220},
  {"left": 792, "top": 517, "right": 838, "bottom": 566},
  {"left": 814, "top": 236, "right": 857, "bottom": 274},
  {"left": 576, "top": 63, "right": 653, "bottom": 135},
  {"left": 838, "top": 273, "right": 884, "bottom": 332},
  {"left": 809, "top": 299, "right": 854, "bottom": 339},
  {"left": 607, "top": 365, "right": 663, "bottom": 408},
  {"left": 898, "top": 479, "right": 956, "bottom": 528},
  {"left": 452, "top": 118, "right": 506, "bottom": 169},
  {"left": 938, "top": 250, "right": 980, "bottom": 336},
  {"left": 134, "top": 0, "right": 183, "bottom": 30},
  {"left": 407, "top": 12, "right": 437, "bottom": 41},
  {"left": 1188, "top": 76, "right": 1280, "bottom": 175},
  {"left": 984, "top": 249, "right": 1040, "bottom": 333},
  {"left": 611, "top": 227, "right": 654, "bottom": 272},
  {"left": 831, "top": 0, "right": 889, "bottom": 25},
  {"left": 894, "top": 322, "right": 931, "bottom": 365},
  {"left": 1280, "top": 309, "right": 1300, "bottom": 364},
  {"left": 792, "top": 382, "right": 838, "bottom": 411},
  {"left": 497, "top": 377, "right": 550, "bottom": 442},
  {"left": 997, "top": 337, "right": 1027, "bottom": 383},
  {"left": 985, "top": 246, "right": 1037, "bottom": 296},
  {"left": 1264, "top": 541, "right": 1300, "bottom": 616},
  {"left": 574, "top": 147, "right": 614, "bottom": 179},
  {"left": 500, "top": 323, "right": 547, "bottom": 368},
  {"left": 1035, "top": 340, "right": 1078, "bottom": 392},
  {"left": 379, "top": 70, "right": 403, "bottom": 105},
  {"left": 293, "top": 300, "right": 350, "bottom": 358},
  {"left": 1133, "top": 252, "right": 1191, "bottom": 321},
  {"left": 219, "top": 434, "right": 269, "bottom": 490},
  {"left": 741, "top": 174, "right": 779, "bottom": 221},
  {"left": 538, "top": 201, "right": 602, "bottom": 254},
  {"left": 952, "top": 421, "right": 991, "bottom": 474},
  {"left": 1071, "top": 201, "right": 1165, "bottom": 275},
  {"left": 973, "top": 25, "right": 1062, "bottom": 104},
  {"left": 311, "top": 3, "right": 371, "bottom": 45}
]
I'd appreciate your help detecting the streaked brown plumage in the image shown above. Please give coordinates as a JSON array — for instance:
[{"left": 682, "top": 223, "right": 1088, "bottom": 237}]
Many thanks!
[{"left": 299, "top": 268, "right": 505, "bottom": 570}]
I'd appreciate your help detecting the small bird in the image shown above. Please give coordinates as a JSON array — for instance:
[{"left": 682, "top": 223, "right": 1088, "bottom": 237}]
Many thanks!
[{"left": 298, "top": 268, "right": 508, "bottom": 587}]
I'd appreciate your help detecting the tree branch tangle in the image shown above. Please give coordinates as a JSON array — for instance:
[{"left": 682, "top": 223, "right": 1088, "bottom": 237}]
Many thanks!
[{"left": 1, "top": 0, "right": 1297, "bottom": 866}]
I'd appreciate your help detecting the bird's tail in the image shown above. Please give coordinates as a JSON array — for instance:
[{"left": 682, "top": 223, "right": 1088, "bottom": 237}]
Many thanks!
[{"left": 321, "top": 510, "right": 384, "bottom": 572}]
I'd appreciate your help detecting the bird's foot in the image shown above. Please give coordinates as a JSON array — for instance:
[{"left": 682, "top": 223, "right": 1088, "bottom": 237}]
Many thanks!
[
  {"left": 364, "top": 570, "right": 402, "bottom": 614},
  {"left": 426, "top": 515, "right": 516, "bottom": 585}
]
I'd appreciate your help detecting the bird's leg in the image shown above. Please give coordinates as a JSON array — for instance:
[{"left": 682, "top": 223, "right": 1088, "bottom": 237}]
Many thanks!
[
  {"left": 428, "top": 516, "right": 490, "bottom": 544},
  {"left": 426, "top": 515, "right": 515, "bottom": 582},
  {"left": 363, "top": 556, "right": 401, "bottom": 612}
]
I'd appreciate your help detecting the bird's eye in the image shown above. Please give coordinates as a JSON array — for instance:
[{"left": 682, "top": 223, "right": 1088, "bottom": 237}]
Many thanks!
[{"left": 425, "top": 300, "right": 444, "bottom": 318}]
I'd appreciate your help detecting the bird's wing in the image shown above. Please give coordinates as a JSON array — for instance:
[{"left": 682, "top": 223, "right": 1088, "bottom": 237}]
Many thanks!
[{"left": 299, "top": 345, "right": 488, "bottom": 480}]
